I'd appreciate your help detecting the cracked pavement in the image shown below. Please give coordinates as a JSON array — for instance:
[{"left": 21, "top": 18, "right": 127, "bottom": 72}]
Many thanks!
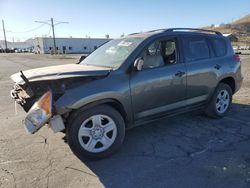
[{"left": 0, "top": 54, "right": 250, "bottom": 188}]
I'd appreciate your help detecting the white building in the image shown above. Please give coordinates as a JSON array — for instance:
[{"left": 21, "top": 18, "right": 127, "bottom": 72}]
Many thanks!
[
  {"left": 32, "top": 37, "right": 111, "bottom": 54},
  {"left": 0, "top": 40, "right": 33, "bottom": 51}
]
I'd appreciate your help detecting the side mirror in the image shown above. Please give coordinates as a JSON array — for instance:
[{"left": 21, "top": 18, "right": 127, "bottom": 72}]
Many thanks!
[
  {"left": 134, "top": 58, "right": 144, "bottom": 71},
  {"left": 77, "top": 55, "right": 88, "bottom": 64}
]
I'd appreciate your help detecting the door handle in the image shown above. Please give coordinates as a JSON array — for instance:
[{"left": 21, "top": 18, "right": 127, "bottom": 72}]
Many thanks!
[
  {"left": 175, "top": 71, "right": 185, "bottom": 77},
  {"left": 214, "top": 64, "right": 221, "bottom": 70}
]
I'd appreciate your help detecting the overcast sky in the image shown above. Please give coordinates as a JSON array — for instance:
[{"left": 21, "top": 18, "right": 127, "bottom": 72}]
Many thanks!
[{"left": 0, "top": 0, "right": 250, "bottom": 41}]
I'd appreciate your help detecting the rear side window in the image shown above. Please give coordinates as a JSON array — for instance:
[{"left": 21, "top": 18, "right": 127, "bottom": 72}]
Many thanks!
[
  {"left": 183, "top": 36, "right": 210, "bottom": 62},
  {"left": 211, "top": 38, "right": 227, "bottom": 57}
]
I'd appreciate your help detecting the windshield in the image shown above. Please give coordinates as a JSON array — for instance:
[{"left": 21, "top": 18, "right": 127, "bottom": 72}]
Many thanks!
[{"left": 80, "top": 37, "right": 145, "bottom": 68}]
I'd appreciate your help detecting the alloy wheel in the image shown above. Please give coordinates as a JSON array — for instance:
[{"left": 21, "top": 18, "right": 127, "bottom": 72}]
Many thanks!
[
  {"left": 215, "top": 89, "right": 230, "bottom": 114},
  {"left": 78, "top": 114, "right": 117, "bottom": 153}
]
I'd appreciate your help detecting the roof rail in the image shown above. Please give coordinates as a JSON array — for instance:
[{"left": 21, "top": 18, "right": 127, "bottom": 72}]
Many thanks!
[
  {"left": 128, "top": 28, "right": 222, "bottom": 36},
  {"left": 164, "top": 28, "right": 222, "bottom": 36},
  {"left": 128, "top": 29, "right": 167, "bottom": 35},
  {"left": 128, "top": 32, "right": 141, "bottom": 36},
  {"left": 146, "top": 29, "right": 166, "bottom": 33}
]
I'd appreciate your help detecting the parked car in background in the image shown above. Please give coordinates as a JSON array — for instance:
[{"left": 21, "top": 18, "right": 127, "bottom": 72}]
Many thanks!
[
  {"left": 14, "top": 48, "right": 22, "bottom": 53},
  {"left": 10, "top": 28, "right": 243, "bottom": 160},
  {"left": 233, "top": 46, "right": 242, "bottom": 54}
]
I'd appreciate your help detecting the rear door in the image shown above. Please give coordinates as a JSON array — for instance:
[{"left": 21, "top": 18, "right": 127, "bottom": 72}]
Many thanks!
[
  {"left": 181, "top": 35, "right": 221, "bottom": 105},
  {"left": 130, "top": 37, "right": 187, "bottom": 120}
]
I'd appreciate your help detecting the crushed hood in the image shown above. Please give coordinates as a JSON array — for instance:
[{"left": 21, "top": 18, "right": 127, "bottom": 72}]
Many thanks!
[{"left": 11, "top": 64, "right": 111, "bottom": 84}]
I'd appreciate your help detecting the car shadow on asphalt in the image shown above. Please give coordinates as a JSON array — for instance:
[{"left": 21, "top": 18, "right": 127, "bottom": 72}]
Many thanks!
[{"left": 80, "top": 103, "right": 250, "bottom": 188}]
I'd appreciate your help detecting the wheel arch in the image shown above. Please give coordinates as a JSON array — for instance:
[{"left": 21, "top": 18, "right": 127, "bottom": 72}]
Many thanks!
[
  {"left": 66, "top": 98, "right": 130, "bottom": 129},
  {"left": 218, "top": 77, "right": 236, "bottom": 94}
]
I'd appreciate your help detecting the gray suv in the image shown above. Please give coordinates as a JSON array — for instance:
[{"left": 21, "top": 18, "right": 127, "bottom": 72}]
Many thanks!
[{"left": 10, "top": 28, "right": 243, "bottom": 160}]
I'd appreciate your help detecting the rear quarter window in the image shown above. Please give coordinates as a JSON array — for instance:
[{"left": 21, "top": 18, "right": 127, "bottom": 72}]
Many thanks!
[
  {"left": 182, "top": 36, "right": 210, "bottom": 62},
  {"left": 210, "top": 37, "right": 227, "bottom": 57}
]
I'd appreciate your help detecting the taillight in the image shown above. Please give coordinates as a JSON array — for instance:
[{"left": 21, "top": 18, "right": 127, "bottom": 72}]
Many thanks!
[{"left": 233, "top": 54, "right": 241, "bottom": 62}]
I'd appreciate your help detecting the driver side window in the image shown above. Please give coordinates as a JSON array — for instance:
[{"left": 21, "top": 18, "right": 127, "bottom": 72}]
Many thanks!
[{"left": 141, "top": 39, "right": 177, "bottom": 69}]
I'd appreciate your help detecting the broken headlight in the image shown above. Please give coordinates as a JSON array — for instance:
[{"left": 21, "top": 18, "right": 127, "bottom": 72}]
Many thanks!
[{"left": 24, "top": 90, "right": 52, "bottom": 134}]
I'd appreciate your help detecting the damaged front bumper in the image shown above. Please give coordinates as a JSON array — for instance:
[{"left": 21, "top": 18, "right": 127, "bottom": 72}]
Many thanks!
[
  {"left": 24, "top": 114, "right": 65, "bottom": 134},
  {"left": 10, "top": 84, "right": 32, "bottom": 106},
  {"left": 11, "top": 71, "right": 66, "bottom": 134}
]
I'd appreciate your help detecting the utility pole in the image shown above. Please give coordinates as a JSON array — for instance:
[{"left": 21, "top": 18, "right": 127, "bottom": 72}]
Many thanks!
[
  {"left": 2, "top": 20, "right": 7, "bottom": 51},
  {"left": 51, "top": 18, "right": 57, "bottom": 55},
  {"left": 35, "top": 18, "right": 68, "bottom": 55}
]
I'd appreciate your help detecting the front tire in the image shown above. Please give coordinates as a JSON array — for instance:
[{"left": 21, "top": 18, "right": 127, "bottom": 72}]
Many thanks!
[
  {"left": 205, "top": 83, "right": 232, "bottom": 118},
  {"left": 67, "top": 105, "right": 125, "bottom": 160}
]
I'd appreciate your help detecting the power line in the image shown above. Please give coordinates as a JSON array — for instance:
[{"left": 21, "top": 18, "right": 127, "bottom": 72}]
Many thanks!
[
  {"left": 11, "top": 24, "right": 46, "bottom": 34},
  {"left": 0, "top": 22, "right": 46, "bottom": 43},
  {"left": 35, "top": 18, "right": 69, "bottom": 54},
  {"left": 47, "top": 25, "right": 52, "bottom": 36}
]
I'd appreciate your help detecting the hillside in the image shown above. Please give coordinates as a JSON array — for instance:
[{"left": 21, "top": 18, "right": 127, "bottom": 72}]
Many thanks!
[
  {"left": 204, "top": 14, "right": 250, "bottom": 44},
  {"left": 233, "top": 14, "right": 250, "bottom": 25}
]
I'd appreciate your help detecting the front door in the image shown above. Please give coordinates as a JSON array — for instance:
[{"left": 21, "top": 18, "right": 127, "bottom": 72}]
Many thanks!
[{"left": 130, "top": 38, "right": 187, "bottom": 120}]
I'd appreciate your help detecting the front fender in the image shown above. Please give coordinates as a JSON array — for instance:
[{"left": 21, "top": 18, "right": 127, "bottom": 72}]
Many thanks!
[{"left": 54, "top": 74, "right": 132, "bottom": 122}]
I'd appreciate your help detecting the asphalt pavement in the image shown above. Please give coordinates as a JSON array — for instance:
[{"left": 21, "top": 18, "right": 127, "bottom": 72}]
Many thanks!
[{"left": 0, "top": 53, "right": 250, "bottom": 188}]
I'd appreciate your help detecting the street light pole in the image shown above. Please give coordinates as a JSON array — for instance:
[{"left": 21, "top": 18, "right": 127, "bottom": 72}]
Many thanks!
[
  {"left": 2, "top": 20, "right": 7, "bottom": 51},
  {"left": 51, "top": 18, "right": 57, "bottom": 54},
  {"left": 35, "top": 18, "right": 68, "bottom": 55}
]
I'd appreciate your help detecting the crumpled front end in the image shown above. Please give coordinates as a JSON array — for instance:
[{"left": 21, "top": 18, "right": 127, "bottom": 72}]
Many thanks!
[
  {"left": 10, "top": 65, "right": 111, "bottom": 134},
  {"left": 10, "top": 81, "right": 66, "bottom": 134}
]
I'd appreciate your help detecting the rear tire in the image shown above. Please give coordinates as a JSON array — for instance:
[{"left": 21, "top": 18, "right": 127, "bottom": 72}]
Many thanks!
[
  {"left": 67, "top": 105, "right": 125, "bottom": 160},
  {"left": 205, "top": 83, "right": 232, "bottom": 118}
]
